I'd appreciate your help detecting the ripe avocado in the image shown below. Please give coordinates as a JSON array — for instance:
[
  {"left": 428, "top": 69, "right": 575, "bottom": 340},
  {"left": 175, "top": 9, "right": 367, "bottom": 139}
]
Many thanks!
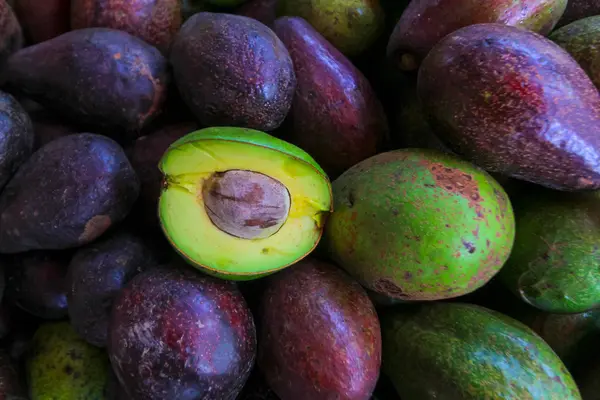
[
  {"left": 158, "top": 127, "right": 333, "bottom": 280},
  {"left": 418, "top": 23, "right": 600, "bottom": 191},
  {"left": 0, "top": 91, "right": 33, "bottom": 191},
  {"left": 381, "top": 303, "right": 582, "bottom": 399},
  {"left": 323, "top": 148, "right": 515, "bottom": 301}
]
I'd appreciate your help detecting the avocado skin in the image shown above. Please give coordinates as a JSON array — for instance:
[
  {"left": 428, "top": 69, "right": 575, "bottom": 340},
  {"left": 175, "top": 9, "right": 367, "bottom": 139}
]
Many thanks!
[
  {"left": 418, "top": 23, "right": 600, "bottom": 191},
  {"left": 0, "top": 91, "right": 33, "bottom": 191},
  {"left": 0, "top": 133, "right": 140, "bottom": 253},
  {"left": 273, "top": 16, "right": 388, "bottom": 179},
  {"left": 170, "top": 12, "right": 296, "bottom": 132},
  {"left": 381, "top": 302, "right": 582, "bottom": 400},
  {"left": 499, "top": 191, "right": 600, "bottom": 313},
  {"left": 551, "top": 16, "right": 600, "bottom": 91},
  {"left": 2, "top": 28, "right": 169, "bottom": 137}
]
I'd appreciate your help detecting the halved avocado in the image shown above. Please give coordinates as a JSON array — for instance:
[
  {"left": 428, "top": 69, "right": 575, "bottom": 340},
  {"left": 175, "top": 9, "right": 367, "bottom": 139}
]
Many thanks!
[{"left": 158, "top": 127, "right": 333, "bottom": 280}]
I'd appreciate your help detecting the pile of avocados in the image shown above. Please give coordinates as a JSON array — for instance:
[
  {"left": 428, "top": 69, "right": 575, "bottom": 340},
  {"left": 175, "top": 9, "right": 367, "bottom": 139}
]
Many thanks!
[{"left": 1, "top": 0, "right": 600, "bottom": 399}]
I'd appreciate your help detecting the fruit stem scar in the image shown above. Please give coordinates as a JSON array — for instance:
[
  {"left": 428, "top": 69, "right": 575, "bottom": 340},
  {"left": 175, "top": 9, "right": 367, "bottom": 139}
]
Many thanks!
[{"left": 202, "top": 170, "right": 291, "bottom": 240}]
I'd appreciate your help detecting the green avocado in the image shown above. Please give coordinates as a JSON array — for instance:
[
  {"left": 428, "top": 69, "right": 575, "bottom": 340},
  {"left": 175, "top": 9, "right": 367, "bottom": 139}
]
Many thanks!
[
  {"left": 381, "top": 302, "right": 582, "bottom": 399},
  {"left": 27, "top": 321, "right": 110, "bottom": 400},
  {"left": 498, "top": 191, "right": 600, "bottom": 313}
]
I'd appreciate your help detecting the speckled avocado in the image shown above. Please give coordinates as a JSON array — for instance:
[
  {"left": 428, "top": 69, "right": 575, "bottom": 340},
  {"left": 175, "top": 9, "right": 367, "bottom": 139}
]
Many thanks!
[
  {"left": 381, "top": 303, "right": 582, "bottom": 399},
  {"left": 323, "top": 148, "right": 515, "bottom": 301}
]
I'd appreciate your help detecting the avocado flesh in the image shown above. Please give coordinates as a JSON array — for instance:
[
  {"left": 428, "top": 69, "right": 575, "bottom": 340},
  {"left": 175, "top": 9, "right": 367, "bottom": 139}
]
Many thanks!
[{"left": 159, "top": 127, "right": 332, "bottom": 278}]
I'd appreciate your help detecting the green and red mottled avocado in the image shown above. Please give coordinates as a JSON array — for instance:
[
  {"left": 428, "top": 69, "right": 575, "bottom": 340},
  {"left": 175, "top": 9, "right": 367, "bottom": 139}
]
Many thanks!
[
  {"left": 2, "top": 28, "right": 169, "bottom": 137},
  {"left": 71, "top": 0, "right": 182, "bottom": 53},
  {"left": 0, "top": 1, "right": 21, "bottom": 64},
  {"left": 381, "top": 303, "right": 582, "bottom": 399},
  {"left": 499, "top": 191, "right": 600, "bottom": 313},
  {"left": 170, "top": 12, "right": 296, "bottom": 132},
  {"left": 258, "top": 258, "right": 381, "bottom": 400},
  {"left": 0, "top": 133, "right": 140, "bottom": 253},
  {"left": 276, "top": 0, "right": 385, "bottom": 56},
  {"left": 108, "top": 265, "right": 256, "bottom": 400},
  {"left": 13, "top": 0, "right": 69, "bottom": 44},
  {"left": 0, "top": 91, "right": 33, "bottom": 191},
  {"left": 551, "top": 16, "right": 600, "bottom": 90},
  {"left": 28, "top": 321, "right": 110, "bottom": 400},
  {"left": 418, "top": 23, "right": 600, "bottom": 191},
  {"left": 387, "top": 0, "right": 566, "bottom": 71},
  {"left": 273, "top": 17, "right": 389, "bottom": 179},
  {"left": 67, "top": 231, "right": 157, "bottom": 347},
  {"left": 557, "top": 0, "right": 600, "bottom": 27},
  {"left": 323, "top": 148, "right": 515, "bottom": 301},
  {"left": 158, "top": 127, "right": 332, "bottom": 280}
]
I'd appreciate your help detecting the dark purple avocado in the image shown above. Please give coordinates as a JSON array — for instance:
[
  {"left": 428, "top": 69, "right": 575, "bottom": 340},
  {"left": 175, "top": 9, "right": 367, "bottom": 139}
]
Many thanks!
[
  {"left": 418, "top": 23, "right": 600, "bottom": 191},
  {"left": 108, "top": 265, "right": 256, "bottom": 400}
]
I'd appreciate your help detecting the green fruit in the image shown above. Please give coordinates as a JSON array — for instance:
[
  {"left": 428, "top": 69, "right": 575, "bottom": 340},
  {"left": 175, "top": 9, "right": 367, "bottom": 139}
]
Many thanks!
[
  {"left": 381, "top": 303, "right": 582, "bottom": 399},
  {"left": 499, "top": 191, "right": 600, "bottom": 313},
  {"left": 323, "top": 148, "right": 515, "bottom": 301},
  {"left": 276, "top": 0, "right": 385, "bottom": 56},
  {"left": 28, "top": 321, "right": 110, "bottom": 400},
  {"left": 158, "top": 127, "right": 333, "bottom": 280}
]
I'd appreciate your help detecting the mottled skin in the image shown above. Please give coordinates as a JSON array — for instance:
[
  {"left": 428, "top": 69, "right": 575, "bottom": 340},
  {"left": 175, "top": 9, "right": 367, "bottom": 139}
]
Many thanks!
[
  {"left": 276, "top": 0, "right": 385, "bottom": 56},
  {"left": 0, "top": 2, "right": 21, "bottom": 64},
  {"left": 551, "top": 16, "right": 600, "bottom": 91},
  {"left": 557, "top": 0, "right": 600, "bottom": 28},
  {"left": 387, "top": 0, "right": 567, "bottom": 70},
  {"left": 515, "top": 308, "right": 600, "bottom": 368},
  {"left": 0, "top": 350, "right": 26, "bottom": 400},
  {"left": 13, "top": 0, "right": 69, "bottom": 44},
  {"left": 0, "top": 91, "right": 33, "bottom": 191},
  {"left": 273, "top": 17, "right": 389, "bottom": 179},
  {"left": 324, "top": 148, "right": 515, "bottom": 301},
  {"left": 258, "top": 259, "right": 381, "bottom": 400},
  {"left": 499, "top": 192, "right": 600, "bottom": 313},
  {"left": 108, "top": 266, "right": 256, "bottom": 400},
  {"left": 128, "top": 121, "right": 198, "bottom": 229},
  {"left": 6, "top": 251, "right": 70, "bottom": 319},
  {"left": 2, "top": 28, "right": 169, "bottom": 137},
  {"left": 170, "top": 13, "right": 296, "bottom": 131},
  {"left": 381, "top": 303, "right": 582, "bottom": 399},
  {"left": 0, "top": 134, "right": 140, "bottom": 253},
  {"left": 71, "top": 0, "right": 182, "bottom": 53},
  {"left": 418, "top": 23, "right": 600, "bottom": 191},
  {"left": 28, "top": 322, "right": 110, "bottom": 400},
  {"left": 235, "top": 0, "right": 277, "bottom": 27},
  {"left": 67, "top": 231, "right": 158, "bottom": 347}
]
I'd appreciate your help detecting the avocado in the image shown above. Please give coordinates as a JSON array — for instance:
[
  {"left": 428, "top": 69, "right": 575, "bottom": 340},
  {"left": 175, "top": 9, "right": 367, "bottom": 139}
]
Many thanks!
[
  {"left": 235, "top": 0, "right": 277, "bottom": 27},
  {"left": 387, "top": 0, "right": 566, "bottom": 71},
  {"left": 381, "top": 303, "right": 582, "bottom": 399},
  {"left": 418, "top": 23, "right": 600, "bottom": 191},
  {"left": 158, "top": 127, "right": 333, "bottom": 280},
  {"left": 67, "top": 231, "right": 157, "bottom": 347},
  {"left": 170, "top": 12, "right": 296, "bottom": 131},
  {"left": 0, "top": 350, "right": 26, "bottom": 399},
  {"left": 551, "top": 16, "right": 600, "bottom": 91},
  {"left": 498, "top": 191, "right": 600, "bottom": 313},
  {"left": 258, "top": 259, "right": 381, "bottom": 400},
  {"left": 557, "top": 0, "right": 600, "bottom": 28},
  {"left": 323, "top": 148, "right": 515, "bottom": 301},
  {"left": 0, "top": 91, "right": 33, "bottom": 191},
  {"left": 2, "top": 28, "right": 169, "bottom": 137},
  {"left": 6, "top": 251, "right": 70, "bottom": 320},
  {"left": 28, "top": 321, "right": 110, "bottom": 400},
  {"left": 12, "top": 0, "right": 69, "bottom": 44},
  {"left": 71, "top": 0, "right": 182, "bottom": 53},
  {"left": 276, "top": 0, "right": 384, "bottom": 56},
  {"left": 0, "top": 133, "right": 140, "bottom": 253},
  {"left": 273, "top": 17, "right": 389, "bottom": 179},
  {"left": 108, "top": 265, "right": 256, "bottom": 400}
]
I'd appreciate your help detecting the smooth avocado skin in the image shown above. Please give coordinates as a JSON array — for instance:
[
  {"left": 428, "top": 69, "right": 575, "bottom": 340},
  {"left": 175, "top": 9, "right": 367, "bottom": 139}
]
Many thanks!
[
  {"left": 499, "top": 192, "right": 600, "bottom": 314},
  {"left": 159, "top": 127, "right": 333, "bottom": 280},
  {"left": 27, "top": 321, "right": 110, "bottom": 400},
  {"left": 276, "top": 0, "right": 385, "bottom": 56},
  {"left": 381, "top": 303, "right": 582, "bottom": 400},
  {"left": 323, "top": 148, "right": 515, "bottom": 301}
]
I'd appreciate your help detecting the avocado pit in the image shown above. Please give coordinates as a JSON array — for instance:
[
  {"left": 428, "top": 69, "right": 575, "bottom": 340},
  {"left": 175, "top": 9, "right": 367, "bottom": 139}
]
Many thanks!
[{"left": 202, "top": 170, "right": 291, "bottom": 240}]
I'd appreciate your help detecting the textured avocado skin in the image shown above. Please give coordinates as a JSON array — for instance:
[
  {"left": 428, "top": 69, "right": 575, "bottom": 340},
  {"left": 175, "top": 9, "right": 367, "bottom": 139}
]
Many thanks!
[
  {"left": 381, "top": 303, "right": 582, "bottom": 400},
  {"left": 418, "top": 23, "right": 600, "bottom": 191}
]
